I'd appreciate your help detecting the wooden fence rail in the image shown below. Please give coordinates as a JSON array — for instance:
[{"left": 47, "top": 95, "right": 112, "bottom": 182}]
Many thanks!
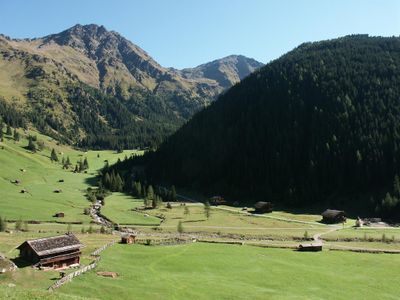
[{"left": 48, "top": 240, "right": 116, "bottom": 291}]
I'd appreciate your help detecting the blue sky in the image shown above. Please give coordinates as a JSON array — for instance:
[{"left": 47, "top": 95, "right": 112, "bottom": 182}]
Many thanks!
[{"left": 0, "top": 0, "right": 399, "bottom": 68}]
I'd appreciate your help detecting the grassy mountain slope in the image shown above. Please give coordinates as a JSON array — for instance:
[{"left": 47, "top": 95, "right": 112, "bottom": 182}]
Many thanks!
[
  {"left": 0, "top": 127, "right": 138, "bottom": 222},
  {"left": 0, "top": 24, "right": 262, "bottom": 149},
  {"left": 113, "top": 35, "right": 400, "bottom": 216}
]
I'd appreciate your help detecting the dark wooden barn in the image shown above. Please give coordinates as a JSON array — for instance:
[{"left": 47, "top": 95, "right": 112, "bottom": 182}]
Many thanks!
[
  {"left": 121, "top": 234, "right": 136, "bottom": 244},
  {"left": 17, "top": 233, "right": 83, "bottom": 270},
  {"left": 321, "top": 209, "right": 346, "bottom": 224},
  {"left": 53, "top": 212, "right": 65, "bottom": 218},
  {"left": 254, "top": 201, "right": 273, "bottom": 214},
  {"left": 298, "top": 243, "right": 323, "bottom": 252},
  {"left": 210, "top": 196, "right": 226, "bottom": 206}
]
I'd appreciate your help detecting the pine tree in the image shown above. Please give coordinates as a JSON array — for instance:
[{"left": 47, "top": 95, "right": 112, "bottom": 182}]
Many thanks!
[
  {"left": 184, "top": 205, "right": 190, "bottom": 217},
  {"left": 15, "top": 218, "right": 22, "bottom": 231},
  {"left": 66, "top": 156, "right": 71, "bottom": 166},
  {"left": 23, "top": 221, "right": 28, "bottom": 232},
  {"left": 147, "top": 185, "right": 154, "bottom": 201},
  {"left": 204, "top": 201, "right": 211, "bottom": 219},
  {"left": 28, "top": 138, "right": 36, "bottom": 152},
  {"left": 177, "top": 221, "right": 184, "bottom": 234},
  {"left": 50, "top": 148, "right": 59, "bottom": 162},
  {"left": 115, "top": 173, "right": 124, "bottom": 192},
  {"left": 171, "top": 185, "right": 177, "bottom": 202},
  {"left": 0, "top": 216, "right": 6, "bottom": 232},
  {"left": 83, "top": 157, "right": 89, "bottom": 170},
  {"left": 0, "top": 126, "right": 3, "bottom": 142},
  {"left": 394, "top": 174, "right": 400, "bottom": 198},
  {"left": 6, "top": 124, "right": 12, "bottom": 135},
  {"left": 13, "top": 129, "right": 20, "bottom": 141}
]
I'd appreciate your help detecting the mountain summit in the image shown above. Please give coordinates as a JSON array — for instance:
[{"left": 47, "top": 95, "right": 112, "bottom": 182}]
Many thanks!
[{"left": 0, "top": 24, "right": 262, "bottom": 148}]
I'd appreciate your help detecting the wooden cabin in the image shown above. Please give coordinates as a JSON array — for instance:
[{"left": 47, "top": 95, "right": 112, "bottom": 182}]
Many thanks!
[
  {"left": 254, "top": 201, "right": 273, "bottom": 214},
  {"left": 121, "top": 234, "right": 136, "bottom": 244},
  {"left": 210, "top": 196, "right": 226, "bottom": 206},
  {"left": 17, "top": 233, "right": 83, "bottom": 270},
  {"left": 321, "top": 209, "right": 346, "bottom": 224},
  {"left": 298, "top": 243, "right": 323, "bottom": 252},
  {"left": 53, "top": 212, "right": 65, "bottom": 218}
]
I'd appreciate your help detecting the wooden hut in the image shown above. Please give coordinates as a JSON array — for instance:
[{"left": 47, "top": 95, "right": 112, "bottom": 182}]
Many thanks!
[
  {"left": 121, "top": 234, "right": 136, "bottom": 244},
  {"left": 298, "top": 243, "right": 323, "bottom": 252},
  {"left": 321, "top": 209, "right": 346, "bottom": 224},
  {"left": 16, "top": 233, "right": 83, "bottom": 270},
  {"left": 53, "top": 212, "right": 65, "bottom": 218},
  {"left": 210, "top": 196, "right": 226, "bottom": 206},
  {"left": 254, "top": 201, "right": 273, "bottom": 214}
]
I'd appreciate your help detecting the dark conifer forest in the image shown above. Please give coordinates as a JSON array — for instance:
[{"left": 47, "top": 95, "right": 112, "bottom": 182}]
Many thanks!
[{"left": 111, "top": 35, "right": 400, "bottom": 217}]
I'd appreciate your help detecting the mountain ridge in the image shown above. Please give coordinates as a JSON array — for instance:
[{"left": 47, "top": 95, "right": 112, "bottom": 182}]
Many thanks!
[{"left": 0, "top": 24, "right": 263, "bottom": 148}]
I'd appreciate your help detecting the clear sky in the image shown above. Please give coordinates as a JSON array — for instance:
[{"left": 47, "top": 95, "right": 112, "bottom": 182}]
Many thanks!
[{"left": 0, "top": 0, "right": 399, "bottom": 68}]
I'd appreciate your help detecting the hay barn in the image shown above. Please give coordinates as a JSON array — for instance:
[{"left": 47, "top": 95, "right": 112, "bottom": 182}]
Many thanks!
[
  {"left": 254, "top": 201, "right": 273, "bottom": 213},
  {"left": 17, "top": 233, "right": 83, "bottom": 270},
  {"left": 321, "top": 209, "right": 346, "bottom": 224},
  {"left": 210, "top": 196, "right": 226, "bottom": 206},
  {"left": 298, "top": 243, "right": 323, "bottom": 252}
]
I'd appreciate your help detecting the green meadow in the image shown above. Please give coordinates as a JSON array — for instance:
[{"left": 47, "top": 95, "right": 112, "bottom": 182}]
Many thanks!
[
  {"left": 0, "top": 128, "right": 140, "bottom": 223},
  {"left": 59, "top": 243, "right": 400, "bottom": 300}
]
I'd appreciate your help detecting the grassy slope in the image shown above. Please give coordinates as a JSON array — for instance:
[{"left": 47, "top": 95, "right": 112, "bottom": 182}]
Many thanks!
[
  {"left": 60, "top": 243, "right": 400, "bottom": 300},
  {"left": 100, "top": 193, "right": 160, "bottom": 225},
  {"left": 0, "top": 128, "right": 140, "bottom": 223}
]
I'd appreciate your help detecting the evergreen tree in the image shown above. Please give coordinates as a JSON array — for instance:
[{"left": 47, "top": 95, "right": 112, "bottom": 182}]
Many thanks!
[
  {"left": 6, "top": 124, "right": 12, "bottom": 135},
  {"left": 0, "top": 126, "right": 3, "bottom": 142},
  {"left": 27, "top": 137, "right": 36, "bottom": 152},
  {"left": 66, "top": 156, "right": 71, "bottom": 166},
  {"left": 204, "top": 201, "right": 211, "bottom": 219},
  {"left": 177, "top": 221, "right": 184, "bottom": 234},
  {"left": 13, "top": 129, "right": 20, "bottom": 141},
  {"left": 184, "top": 205, "right": 190, "bottom": 217},
  {"left": 83, "top": 157, "right": 89, "bottom": 170},
  {"left": 394, "top": 174, "right": 400, "bottom": 198},
  {"left": 171, "top": 185, "right": 177, "bottom": 202},
  {"left": 115, "top": 173, "right": 123, "bottom": 192},
  {"left": 147, "top": 185, "right": 154, "bottom": 201},
  {"left": 50, "top": 148, "right": 59, "bottom": 162},
  {"left": 15, "top": 218, "right": 22, "bottom": 231},
  {"left": 0, "top": 216, "right": 6, "bottom": 232},
  {"left": 23, "top": 221, "right": 28, "bottom": 232}
]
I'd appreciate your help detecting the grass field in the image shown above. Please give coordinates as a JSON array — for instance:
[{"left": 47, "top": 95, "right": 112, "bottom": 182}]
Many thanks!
[
  {"left": 58, "top": 243, "right": 400, "bottom": 300},
  {"left": 127, "top": 204, "right": 326, "bottom": 239},
  {"left": 0, "top": 128, "right": 140, "bottom": 223},
  {"left": 100, "top": 193, "right": 160, "bottom": 226}
]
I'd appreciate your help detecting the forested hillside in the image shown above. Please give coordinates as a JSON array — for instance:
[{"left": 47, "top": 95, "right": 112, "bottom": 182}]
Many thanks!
[
  {"left": 0, "top": 24, "right": 262, "bottom": 149},
  {"left": 112, "top": 35, "right": 400, "bottom": 217}
]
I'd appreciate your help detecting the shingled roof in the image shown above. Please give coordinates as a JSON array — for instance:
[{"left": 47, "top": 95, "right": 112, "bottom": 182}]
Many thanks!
[
  {"left": 17, "top": 233, "right": 83, "bottom": 257},
  {"left": 321, "top": 209, "right": 345, "bottom": 218}
]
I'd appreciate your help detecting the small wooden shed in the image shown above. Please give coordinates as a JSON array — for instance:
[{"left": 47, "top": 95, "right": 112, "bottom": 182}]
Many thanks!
[
  {"left": 53, "top": 212, "right": 65, "bottom": 218},
  {"left": 121, "top": 234, "right": 136, "bottom": 244},
  {"left": 298, "top": 243, "right": 323, "bottom": 252},
  {"left": 210, "top": 196, "right": 226, "bottom": 206},
  {"left": 254, "top": 201, "right": 273, "bottom": 214},
  {"left": 321, "top": 209, "right": 346, "bottom": 224}
]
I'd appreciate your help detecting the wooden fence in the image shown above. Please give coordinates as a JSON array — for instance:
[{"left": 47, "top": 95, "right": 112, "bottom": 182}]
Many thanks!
[{"left": 48, "top": 240, "right": 116, "bottom": 291}]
